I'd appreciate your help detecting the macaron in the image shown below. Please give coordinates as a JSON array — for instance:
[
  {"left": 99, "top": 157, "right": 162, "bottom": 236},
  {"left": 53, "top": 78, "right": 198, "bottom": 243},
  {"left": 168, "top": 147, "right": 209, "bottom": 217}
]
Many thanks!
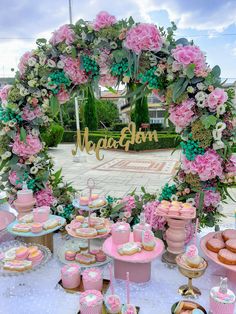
[
  {"left": 28, "top": 250, "right": 43, "bottom": 263},
  {"left": 65, "top": 250, "right": 76, "bottom": 261},
  {"left": 76, "top": 215, "right": 84, "bottom": 222},
  {"left": 28, "top": 246, "right": 39, "bottom": 255},
  {"left": 31, "top": 222, "right": 43, "bottom": 233},
  {"left": 96, "top": 250, "right": 107, "bottom": 262},
  {"left": 192, "top": 309, "right": 204, "bottom": 314},
  {"left": 16, "top": 247, "right": 29, "bottom": 260}
]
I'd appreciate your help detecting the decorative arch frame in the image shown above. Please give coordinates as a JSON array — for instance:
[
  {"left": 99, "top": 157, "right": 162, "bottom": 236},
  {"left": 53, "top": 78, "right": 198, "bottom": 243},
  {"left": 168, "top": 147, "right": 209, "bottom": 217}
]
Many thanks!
[{"left": 0, "top": 11, "right": 235, "bottom": 227}]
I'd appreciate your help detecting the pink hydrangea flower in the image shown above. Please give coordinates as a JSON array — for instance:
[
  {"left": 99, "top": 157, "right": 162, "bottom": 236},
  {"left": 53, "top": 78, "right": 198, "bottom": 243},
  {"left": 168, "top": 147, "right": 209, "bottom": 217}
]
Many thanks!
[
  {"left": 195, "top": 190, "right": 221, "bottom": 208},
  {"left": 121, "top": 195, "right": 136, "bottom": 213},
  {"left": 143, "top": 201, "right": 166, "bottom": 231},
  {"left": 93, "top": 11, "right": 116, "bottom": 31},
  {"left": 185, "top": 222, "right": 195, "bottom": 244},
  {"left": 171, "top": 45, "right": 207, "bottom": 75},
  {"left": 0, "top": 85, "right": 11, "bottom": 104},
  {"left": 225, "top": 155, "right": 236, "bottom": 174},
  {"left": 125, "top": 23, "right": 163, "bottom": 54},
  {"left": 18, "top": 51, "right": 32, "bottom": 76},
  {"left": 9, "top": 171, "right": 22, "bottom": 188},
  {"left": 182, "top": 149, "right": 223, "bottom": 181},
  {"left": 99, "top": 73, "right": 117, "bottom": 87},
  {"left": 50, "top": 24, "right": 75, "bottom": 45},
  {"left": 206, "top": 88, "right": 228, "bottom": 112},
  {"left": 169, "top": 99, "right": 196, "bottom": 131},
  {"left": 35, "top": 187, "right": 55, "bottom": 207},
  {"left": 61, "top": 56, "right": 88, "bottom": 85},
  {"left": 12, "top": 134, "right": 42, "bottom": 158},
  {"left": 56, "top": 89, "right": 70, "bottom": 104},
  {"left": 22, "top": 106, "right": 42, "bottom": 121}
]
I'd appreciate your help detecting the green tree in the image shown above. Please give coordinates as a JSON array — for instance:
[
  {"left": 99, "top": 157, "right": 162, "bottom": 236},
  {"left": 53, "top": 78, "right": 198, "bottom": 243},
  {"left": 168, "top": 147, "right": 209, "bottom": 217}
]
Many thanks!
[
  {"left": 134, "top": 95, "right": 149, "bottom": 129},
  {"left": 96, "top": 100, "right": 119, "bottom": 127},
  {"left": 84, "top": 86, "right": 98, "bottom": 130}
]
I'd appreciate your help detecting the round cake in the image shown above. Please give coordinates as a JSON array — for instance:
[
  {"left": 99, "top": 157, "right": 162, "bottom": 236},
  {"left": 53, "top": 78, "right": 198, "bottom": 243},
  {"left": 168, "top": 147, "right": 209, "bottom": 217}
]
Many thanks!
[
  {"left": 80, "top": 290, "right": 103, "bottom": 314},
  {"left": 61, "top": 264, "right": 80, "bottom": 289},
  {"left": 82, "top": 267, "right": 103, "bottom": 291}
]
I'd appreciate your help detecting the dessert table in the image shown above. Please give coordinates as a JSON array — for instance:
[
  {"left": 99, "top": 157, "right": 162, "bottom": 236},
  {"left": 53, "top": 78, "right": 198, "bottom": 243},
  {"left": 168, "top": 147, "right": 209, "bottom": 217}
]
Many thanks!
[{"left": 1, "top": 226, "right": 236, "bottom": 314}]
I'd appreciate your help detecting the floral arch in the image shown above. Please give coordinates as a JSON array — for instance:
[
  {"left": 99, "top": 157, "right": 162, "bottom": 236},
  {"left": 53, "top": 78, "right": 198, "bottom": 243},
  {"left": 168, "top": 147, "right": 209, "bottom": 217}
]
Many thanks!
[{"left": 0, "top": 11, "right": 235, "bottom": 228}]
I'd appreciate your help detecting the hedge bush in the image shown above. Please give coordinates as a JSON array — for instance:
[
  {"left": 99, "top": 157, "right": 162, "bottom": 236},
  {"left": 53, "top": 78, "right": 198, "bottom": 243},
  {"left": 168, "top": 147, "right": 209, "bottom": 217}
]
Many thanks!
[
  {"left": 42, "top": 123, "right": 64, "bottom": 147},
  {"left": 62, "top": 130, "right": 180, "bottom": 150},
  {"left": 111, "top": 123, "right": 128, "bottom": 131}
]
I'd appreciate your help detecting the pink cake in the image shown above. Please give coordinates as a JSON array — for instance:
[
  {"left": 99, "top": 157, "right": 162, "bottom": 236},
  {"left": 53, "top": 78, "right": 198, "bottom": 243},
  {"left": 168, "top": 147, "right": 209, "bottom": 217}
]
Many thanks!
[
  {"left": 61, "top": 264, "right": 81, "bottom": 289},
  {"left": 33, "top": 206, "right": 50, "bottom": 223},
  {"left": 82, "top": 267, "right": 103, "bottom": 291},
  {"left": 17, "top": 189, "right": 34, "bottom": 203},
  {"left": 80, "top": 290, "right": 103, "bottom": 314},
  {"left": 210, "top": 278, "right": 235, "bottom": 314},
  {"left": 133, "top": 213, "right": 151, "bottom": 242},
  {"left": 112, "top": 222, "right": 130, "bottom": 245},
  {"left": 105, "top": 295, "right": 122, "bottom": 314}
]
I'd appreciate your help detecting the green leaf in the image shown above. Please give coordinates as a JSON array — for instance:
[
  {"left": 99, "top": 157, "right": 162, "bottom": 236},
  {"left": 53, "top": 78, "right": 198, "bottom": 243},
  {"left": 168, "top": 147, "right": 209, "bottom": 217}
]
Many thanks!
[
  {"left": 211, "top": 65, "right": 221, "bottom": 78},
  {"left": 186, "top": 64, "right": 195, "bottom": 79},
  {"left": 175, "top": 38, "right": 189, "bottom": 46},
  {"left": 0, "top": 159, "right": 8, "bottom": 172},
  {"left": 198, "top": 191, "right": 204, "bottom": 211},
  {"left": 50, "top": 95, "right": 60, "bottom": 117},
  {"left": 36, "top": 38, "right": 47, "bottom": 45},
  {"left": 71, "top": 47, "right": 77, "bottom": 58},
  {"left": 172, "top": 78, "right": 189, "bottom": 102},
  {"left": 200, "top": 115, "right": 217, "bottom": 129},
  {"left": 20, "top": 127, "right": 27, "bottom": 142}
]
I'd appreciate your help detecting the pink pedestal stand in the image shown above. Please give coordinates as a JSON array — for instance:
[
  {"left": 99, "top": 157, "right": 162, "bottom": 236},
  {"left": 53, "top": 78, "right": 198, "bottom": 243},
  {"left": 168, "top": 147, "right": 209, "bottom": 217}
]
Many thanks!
[
  {"left": 13, "top": 199, "right": 36, "bottom": 219},
  {"left": 102, "top": 233, "right": 164, "bottom": 283},
  {"left": 201, "top": 232, "right": 236, "bottom": 284}
]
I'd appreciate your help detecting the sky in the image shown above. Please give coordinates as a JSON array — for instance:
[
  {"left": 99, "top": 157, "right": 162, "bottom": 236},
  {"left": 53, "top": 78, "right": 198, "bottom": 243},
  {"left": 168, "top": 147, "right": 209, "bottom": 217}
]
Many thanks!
[{"left": 1, "top": 0, "right": 236, "bottom": 82}]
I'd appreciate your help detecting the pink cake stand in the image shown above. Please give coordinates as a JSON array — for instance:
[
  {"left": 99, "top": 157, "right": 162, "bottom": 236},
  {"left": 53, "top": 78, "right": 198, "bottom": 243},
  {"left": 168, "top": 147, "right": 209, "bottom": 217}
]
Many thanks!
[
  {"left": 201, "top": 232, "right": 236, "bottom": 283},
  {"left": 0, "top": 211, "right": 15, "bottom": 231},
  {"left": 13, "top": 199, "right": 36, "bottom": 218},
  {"left": 102, "top": 233, "right": 164, "bottom": 283}
]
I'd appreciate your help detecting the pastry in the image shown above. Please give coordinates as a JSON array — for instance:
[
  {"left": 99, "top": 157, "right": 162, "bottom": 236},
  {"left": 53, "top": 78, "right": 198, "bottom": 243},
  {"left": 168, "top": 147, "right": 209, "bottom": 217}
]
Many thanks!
[
  {"left": 61, "top": 264, "right": 81, "bottom": 289},
  {"left": 226, "top": 239, "right": 236, "bottom": 253},
  {"left": 76, "top": 215, "right": 85, "bottom": 222},
  {"left": 65, "top": 250, "right": 76, "bottom": 261},
  {"left": 12, "top": 223, "right": 31, "bottom": 233},
  {"left": 97, "top": 227, "right": 107, "bottom": 235},
  {"left": 15, "top": 246, "right": 29, "bottom": 260},
  {"left": 222, "top": 229, "right": 236, "bottom": 242},
  {"left": 105, "top": 295, "right": 122, "bottom": 314},
  {"left": 184, "top": 245, "right": 203, "bottom": 268},
  {"left": 82, "top": 267, "right": 103, "bottom": 291},
  {"left": 31, "top": 222, "right": 43, "bottom": 233},
  {"left": 79, "top": 242, "right": 88, "bottom": 251},
  {"left": 4, "top": 248, "right": 16, "bottom": 261},
  {"left": 218, "top": 248, "right": 236, "bottom": 265},
  {"left": 76, "top": 227, "right": 97, "bottom": 238},
  {"left": 43, "top": 219, "right": 60, "bottom": 230},
  {"left": 28, "top": 246, "right": 38, "bottom": 255},
  {"left": 213, "top": 232, "right": 224, "bottom": 241},
  {"left": 121, "top": 304, "right": 137, "bottom": 314},
  {"left": 89, "top": 216, "right": 105, "bottom": 227},
  {"left": 80, "top": 290, "right": 103, "bottom": 314},
  {"left": 95, "top": 250, "right": 107, "bottom": 262},
  {"left": 70, "top": 220, "right": 81, "bottom": 230},
  {"left": 118, "top": 242, "right": 142, "bottom": 256},
  {"left": 75, "top": 253, "right": 96, "bottom": 265},
  {"left": 206, "top": 238, "right": 225, "bottom": 253},
  {"left": 3, "top": 260, "right": 32, "bottom": 272},
  {"left": 28, "top": 250, "right": 43, "bottom": 263},
  {"left": 88, "top": 198, "right": 106, "bottom": 208},
  {"left": 112, "top": 222, "right": 130, "bottom": 245},
  {"left": 142, "top": 230, "right": 156, "bottom": 251},
  {"left": 174, "top": 301, "right": 197, "bottom": 314},
  {"left": 18, "top": 213, "right": 33, "bottom": 223}
]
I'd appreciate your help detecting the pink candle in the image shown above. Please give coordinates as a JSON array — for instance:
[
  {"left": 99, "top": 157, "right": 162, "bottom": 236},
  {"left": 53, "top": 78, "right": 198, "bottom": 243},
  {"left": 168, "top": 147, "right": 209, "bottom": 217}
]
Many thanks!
[{"left": 126, "top": 272, "right": 130, "bottom": 304}]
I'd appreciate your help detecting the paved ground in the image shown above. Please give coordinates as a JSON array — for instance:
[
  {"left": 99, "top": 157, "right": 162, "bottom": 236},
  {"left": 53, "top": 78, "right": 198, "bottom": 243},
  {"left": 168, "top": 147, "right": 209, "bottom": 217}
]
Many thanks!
[{"left": 50, "top": 144, "right": 236, "bottom": 224}]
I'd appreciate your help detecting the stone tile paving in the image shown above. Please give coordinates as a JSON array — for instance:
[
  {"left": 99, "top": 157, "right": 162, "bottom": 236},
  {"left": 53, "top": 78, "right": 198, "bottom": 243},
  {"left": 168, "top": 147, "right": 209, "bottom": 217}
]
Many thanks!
[{"left": 50, "top": 144, "right": 236, "bottom": 225}]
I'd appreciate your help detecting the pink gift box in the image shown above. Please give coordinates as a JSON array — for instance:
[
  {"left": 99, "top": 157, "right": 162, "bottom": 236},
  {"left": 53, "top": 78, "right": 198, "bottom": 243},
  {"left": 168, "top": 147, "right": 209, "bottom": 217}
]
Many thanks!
[
  {"left": 33, "top": 206, "right": 50, "bottom": 223},
  {"left": 112, "top": 222, "right": 130, "bottom": 245}
]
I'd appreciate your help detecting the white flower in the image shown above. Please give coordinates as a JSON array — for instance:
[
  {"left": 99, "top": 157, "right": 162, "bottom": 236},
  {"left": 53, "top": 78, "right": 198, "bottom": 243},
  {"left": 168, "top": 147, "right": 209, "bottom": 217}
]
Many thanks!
[
  {"left": 215, "top": 122, "right": 226, "bottom": 132},
  {"left": 196, "top": 82, "right": 207, "bottom": 91},
  {"left": 32, "top": 128, "right": 39, "bottom": 136},
  {"left": 171, "top": 194, "right": 178, "bottom": 201},
  {"left": 212, "top": 129, "right": 222, "bottom": 141},
  {"left": 217, "top": 204, "right": 223, "bottom": 212},
  {"left": 30, "top": 166, "right": 38, "bottom": 174},
  {"left": 57, "top": 60, "right": 64, "bottom": 69},
  {"left": 186, "top": 198, "right": 195, "bottom": 205},
  {"left": 65, "top": 46, "right": 72, "bottom": 54},
  {"left": 47, "top": 59, "right": 56, "bottom": 68},
  {"left": 217, "top": 104, "right": 226, "bottom": 115},
  {"left": 167, "top": 74, "right": 174, "bottom": 81},
  {"left": 2, "top": 152, "right": 11, "bottom": 160},
  {"left": 0, "top": 130, "right": 5, "bottom": 136},
  {"left": 28, "top": 79, "right": 37, "bottom": 87},
  {"left": 52, "top": 199, "right": 58, "bottom": 207},
  {"left": 19, "top": 87, "right": 29, "bottom": 96},
  {"left": 196, "top": 100, "right": 206, "bottom": 108},
  {"left": 195, "top": 91, "right": 207, "bottom": 101},
  {"left": 58, "top": 183, "right": 64, "bottom": 188},
  {"left": 39, "top": 55, "right": 46, "bottom": 65},
  {"left": 28, "top": 57, "right": 37, "bottom": 67},
  {"left": 32, "top": 90, "right": 41, "bottom": 98},
  {"left": 5, "top": 151, "right": 11, "bottom": 158},
  {"left": 8, "top": 120, "right": 16, "bottom": 128},
  {"left": 41, "top": 89, "right": 48, "bottom": 97},
  {"left": 213, "top": 140, "right": 225, "bottom": 150},
  {"left": 57, "top": 205, "right": 64, "bottom": 213},
  {"left": 42, "top": 115, "right": 49, "bottom": 123},
  {"left": 187, "top": 86, "right": 195, "bottom": 93}
]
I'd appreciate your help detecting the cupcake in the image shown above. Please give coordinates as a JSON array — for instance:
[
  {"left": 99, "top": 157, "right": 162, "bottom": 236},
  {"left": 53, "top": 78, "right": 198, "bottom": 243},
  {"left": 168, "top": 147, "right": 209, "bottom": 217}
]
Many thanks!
[
  {"left": 184, "top": 245, "right": 203, "bottom": 268},
  {"left": 82, "top": 268, "right": 103, "bottom": 291},
  {"left": 105, "top": 295, "right": 121, "bottom": 314},
  {"left": 142, "top": 230, "right": 156, "bottom": 251},
  {"left": 80, "top": 290, "right": 103, "bottom": 314}
]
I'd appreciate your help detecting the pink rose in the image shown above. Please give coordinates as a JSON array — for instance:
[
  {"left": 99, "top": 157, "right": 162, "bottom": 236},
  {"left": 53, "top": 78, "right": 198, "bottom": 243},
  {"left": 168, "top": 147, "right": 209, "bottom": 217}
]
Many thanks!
[
  {"left": 0, "top": 85, "right": 11, "bottom": 104},
  {"left": 206, "top": 88, "right": 228, "bottom": 112},
  {"left": 93, "top": 11, "right": 116, "bottom": 31},
  {"left": 56, "top": 89, "right": 70, "bottom": 104},
  {"left": 125, "top": 23, "right": 163, "bottom": 54},
  {"left": 50, "top": 24, "right": 75, "bottom": 45},
  {"left": 12, "top": 134, "right": 42, "bottom": 158}
]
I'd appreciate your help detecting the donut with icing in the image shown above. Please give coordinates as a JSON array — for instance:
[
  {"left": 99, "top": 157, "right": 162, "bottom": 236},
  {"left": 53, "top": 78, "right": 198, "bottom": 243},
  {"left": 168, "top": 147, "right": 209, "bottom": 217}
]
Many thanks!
[
  {"left": 222, "top": 229, "right": 236, "bottom": 242},
  {"left": 218, "top": 248, "right": 236, "bottom": 265},
  {"left": 206, "top": 238, "right": 225, "bottom": 253},
  {"left": 226, "top": 239, "right": 236, "bottom": 253}
]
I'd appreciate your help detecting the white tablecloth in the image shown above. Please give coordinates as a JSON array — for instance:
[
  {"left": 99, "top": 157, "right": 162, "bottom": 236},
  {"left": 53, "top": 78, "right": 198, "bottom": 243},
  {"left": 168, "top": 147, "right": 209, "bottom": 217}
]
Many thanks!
[{"left": 1, "top": 229, "right": 236, "bottom": 314}]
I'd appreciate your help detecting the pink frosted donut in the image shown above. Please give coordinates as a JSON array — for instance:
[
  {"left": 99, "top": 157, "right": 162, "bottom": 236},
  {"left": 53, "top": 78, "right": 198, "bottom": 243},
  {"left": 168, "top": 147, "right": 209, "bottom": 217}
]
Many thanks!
[
  {"left": 226, "top": 239, "right": 236, "bottom": 253},
  {"left": 222, "top": 229, "right": 236, "bottom": 242},
  {"left": 218, "top": 248, "right": 236, "bottom": 265},
  {"left": 206, "top": 238, "right": 225, "bottom": 253},
  {"left": 213, "top": 232, "right": 224, "bottom": 241}
]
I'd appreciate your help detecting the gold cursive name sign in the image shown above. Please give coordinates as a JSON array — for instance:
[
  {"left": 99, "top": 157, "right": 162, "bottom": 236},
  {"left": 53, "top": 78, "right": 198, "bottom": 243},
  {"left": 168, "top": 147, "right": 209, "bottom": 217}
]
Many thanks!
[{"left": 72, "top": 122, "right": 158, "bottom": 160}]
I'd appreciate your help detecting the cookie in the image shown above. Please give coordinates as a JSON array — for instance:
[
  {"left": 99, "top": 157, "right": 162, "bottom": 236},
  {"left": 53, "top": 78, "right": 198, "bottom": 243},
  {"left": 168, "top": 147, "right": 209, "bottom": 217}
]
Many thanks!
[
  {"left": 76, "top": 227, "right": 97, "bottom": 238},
  {"left": 226, "top": 239, "right": 236, "bottom": 253},
  {"left": 12, "top": 223, "right": 31, "bottom": 233},
  {"left": 75, "top": 253, "right": 96, "bottom": 265},
  {"left": 206, "top": 238, "right": 225, "bottom": 253},
  {"left": 222, "top": 229, "right": 236, "bottom": 242},
  {"left": 218, "top": 248, "right": 236, "bottom": 265},
  {"left": 118, "top": 242, "right": 142, "bottom": 256}
]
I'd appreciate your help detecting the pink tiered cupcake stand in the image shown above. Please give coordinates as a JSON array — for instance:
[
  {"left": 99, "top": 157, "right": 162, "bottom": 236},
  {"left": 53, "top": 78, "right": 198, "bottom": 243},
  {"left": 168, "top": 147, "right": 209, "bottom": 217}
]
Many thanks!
[{"left": 103, "top": 233, "right": 164, "bottom": 283}]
